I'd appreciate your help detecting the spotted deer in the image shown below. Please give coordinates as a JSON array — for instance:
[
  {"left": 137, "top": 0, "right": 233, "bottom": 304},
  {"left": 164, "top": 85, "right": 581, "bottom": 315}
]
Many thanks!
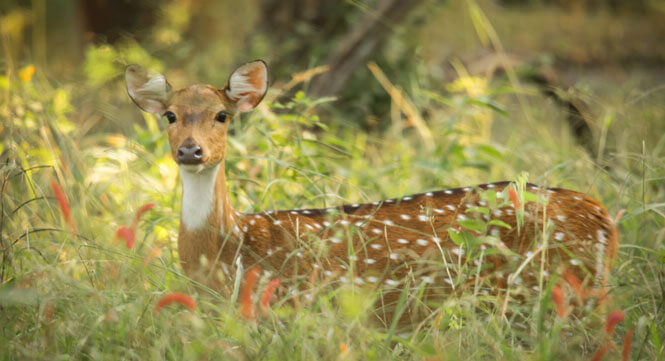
[{"left": 125, "top": 61, "right": 618, "bottom": 309}]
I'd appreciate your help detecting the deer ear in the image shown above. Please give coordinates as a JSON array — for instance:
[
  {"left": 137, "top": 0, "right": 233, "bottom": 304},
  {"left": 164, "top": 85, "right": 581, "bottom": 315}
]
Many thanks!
[
  {"left": 125, "top": 65, "right": 173, "bottom": 114},
  {"left": 225, "top": 60, "right": 268, "bottom": 112}
]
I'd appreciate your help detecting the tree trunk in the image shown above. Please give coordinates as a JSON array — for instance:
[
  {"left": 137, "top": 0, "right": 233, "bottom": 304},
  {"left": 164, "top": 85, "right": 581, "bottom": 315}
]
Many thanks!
[{"left": 309, "top": 0, "right": 424, "bottom": 99}]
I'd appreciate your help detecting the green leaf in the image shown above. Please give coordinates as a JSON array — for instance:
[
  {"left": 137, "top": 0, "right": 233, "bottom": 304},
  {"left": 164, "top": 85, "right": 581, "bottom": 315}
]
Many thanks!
[
  {"left": 488, "top": 219, "right": 512, "bottom": 229},
  {"left": 448, "top": 229, "right": 464, "bottom": 245},
  {"left": 466, "top": 206, "right": 489, "bottom": 216},
  {"left": 459, "top": 219, "right": 486, "bottom": 232}
]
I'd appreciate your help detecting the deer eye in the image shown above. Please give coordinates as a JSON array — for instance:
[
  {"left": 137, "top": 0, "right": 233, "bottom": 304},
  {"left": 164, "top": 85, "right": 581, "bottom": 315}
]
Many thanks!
[
  {"left": 215, "top": 111, "right": 228, "bottom": 123},
  {"left": 163, "top": 111, "right": 176, "bottom": 124}
]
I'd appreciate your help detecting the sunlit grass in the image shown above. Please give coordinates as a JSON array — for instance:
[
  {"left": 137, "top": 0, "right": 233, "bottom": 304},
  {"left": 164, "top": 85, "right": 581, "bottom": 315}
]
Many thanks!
[{"left": 1, "top": 42, "right": 664, "bottom": 360}]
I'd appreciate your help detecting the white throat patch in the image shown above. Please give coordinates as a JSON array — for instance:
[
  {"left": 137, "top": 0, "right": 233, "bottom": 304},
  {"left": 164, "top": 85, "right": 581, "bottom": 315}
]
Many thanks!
[{"left": 179, "top": 164, "right": 221, "bottom": 231}]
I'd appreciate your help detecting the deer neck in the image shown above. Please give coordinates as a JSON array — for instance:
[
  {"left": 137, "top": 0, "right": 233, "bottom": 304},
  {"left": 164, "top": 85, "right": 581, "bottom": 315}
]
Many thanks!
[{"left": 179, "top": 162, "right": 235, "bottom": 236}]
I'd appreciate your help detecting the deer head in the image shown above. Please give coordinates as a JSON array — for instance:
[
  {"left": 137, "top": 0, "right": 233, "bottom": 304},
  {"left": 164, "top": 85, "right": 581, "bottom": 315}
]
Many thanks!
[{"left": 125, "top": 61, "right": 268, "bottom": 173}]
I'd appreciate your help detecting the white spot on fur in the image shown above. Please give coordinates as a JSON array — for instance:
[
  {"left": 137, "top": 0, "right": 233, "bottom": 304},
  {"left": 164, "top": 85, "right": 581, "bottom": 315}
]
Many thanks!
[
  {"left": 370, "top": 243, "right": 383, "bottom": 250},
  {"left": 331, "top": 238, "right": 342, "bottom": 244},
  {"left": 365, "top": 258, "right": 376, "bottom": 264},
  {"left": 554, "top": 232, "right": 565, "bottom": 241},
  {"left": 444, "top": 190, "right": 453, "bottom": 194},
  {"left": 385, "top": 279, "right": 399, "bottom": 286},
  {"left": 425, "top": 192, "right": 433, "bottom": 196},
  {"left": 418, "top": 215, "right": 428, "bottom": 222},
  {"left": 446, "top": 205, "right": 456, "bottom": 211},
  {"left": 367, "top": 276, "right": 379, "bottom": 283},
  {"left": 432, "top": 237, "right": 442, "bottom": 244},
  {"left": 434, "top": 208, "right": 445, "bottom": 214},
  {"left": 400, "top": 214, "right": 411, "bottom": 220},
  {"left": 389, "top": 253, "right": 399, "bottom": 260},
  {"left": 451, "top": 247, "right": 465, "bottom": 256},
  {"left": 384, "top": 220, "right": 395, "bottom": 226},
  {"left": 597, "top": 230, "right": 606, "bottom": 244},
  {"left": 372, "top": 228, "right": 383, "bottom": 234},
  {"left": 416, "top": 239, "right": 429, "bottom": 246},
  {"left": 397, "top": 238, "right": 409, "bottom": 244}
]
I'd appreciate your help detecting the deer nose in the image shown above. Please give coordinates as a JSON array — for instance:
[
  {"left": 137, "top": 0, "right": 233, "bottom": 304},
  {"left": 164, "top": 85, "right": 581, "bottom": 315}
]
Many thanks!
[{"left": 177, "top": 144, "right": 203, "bottom": 164}]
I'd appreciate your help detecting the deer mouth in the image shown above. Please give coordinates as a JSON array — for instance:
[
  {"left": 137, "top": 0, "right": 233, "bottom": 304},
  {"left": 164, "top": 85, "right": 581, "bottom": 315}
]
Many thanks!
[{"left": 179, "top": 162, "right": 219, "bottom": 174}]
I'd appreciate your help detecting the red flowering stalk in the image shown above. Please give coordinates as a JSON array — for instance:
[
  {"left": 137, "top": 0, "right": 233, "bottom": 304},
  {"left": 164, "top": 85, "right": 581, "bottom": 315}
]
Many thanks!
[
  {"left": 552, "top": 284, "right": 567, "bottom": 318},
  {"left": 614, "top": 209, "right": 626, "bottom": 224},
  {"left": 508, "top": 187, "right": 521, "bottom": 208},
  {"left": 591, "top": 343, "right": 612, "bottom": 361},
  {"left": 115, "top": 226, "right": 135, "bottom": 249},
  {"left": 339, "top": 342, "right": 348, "bottom": 356},
  {"left": 131, "top": 203, "right": 155, "bottom": 230},
  {"left": 562, "top": 268, "right": 587, "bottom": 302},
  {"left": 260, "top": 278, "right": 282, "bottom": 312},
  {"left": 240, "top": 266, "right": 260, "bottom": 320},
  {"left": 50, "top": 180, "right": 75, "bottom": 232},
  {"left": 154, "top": 292, "right": 196, "bottom": 312},
  {"left": 622, "top": 329, "right": 634, "bottom": 361},
  {"left": 116, "top": 203, "right": 155, "bottom": 250},
  {"left": 605, "top": 311, "right": 625, "bottom": 335}
]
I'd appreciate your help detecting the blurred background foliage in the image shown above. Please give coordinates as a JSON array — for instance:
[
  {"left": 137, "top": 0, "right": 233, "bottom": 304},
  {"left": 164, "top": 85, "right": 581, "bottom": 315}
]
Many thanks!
[{"left": 1, "top": 0, "right": 665, "bottom": 359}]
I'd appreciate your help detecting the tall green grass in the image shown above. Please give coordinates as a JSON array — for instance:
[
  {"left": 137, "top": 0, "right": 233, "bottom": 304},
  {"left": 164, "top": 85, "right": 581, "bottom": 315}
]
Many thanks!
[{"left": 1, "top": 41, "right": 664, "bottom": 360}]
